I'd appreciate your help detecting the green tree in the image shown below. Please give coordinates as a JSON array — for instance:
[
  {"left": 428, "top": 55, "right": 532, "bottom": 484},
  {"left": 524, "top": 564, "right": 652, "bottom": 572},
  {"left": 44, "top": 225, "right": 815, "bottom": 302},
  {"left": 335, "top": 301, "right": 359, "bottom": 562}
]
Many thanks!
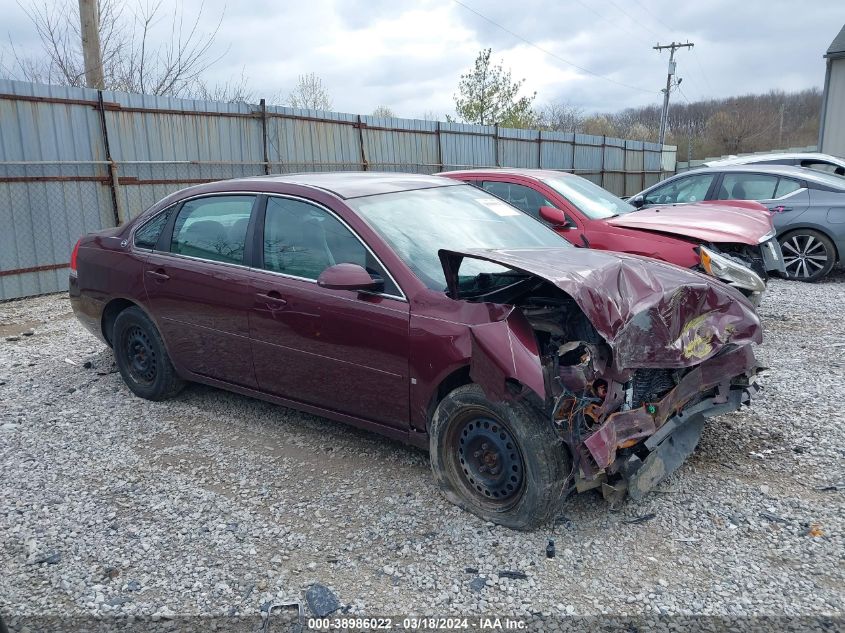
[{"left": 454, "top": 49, "right": 536, "bottom": 127}]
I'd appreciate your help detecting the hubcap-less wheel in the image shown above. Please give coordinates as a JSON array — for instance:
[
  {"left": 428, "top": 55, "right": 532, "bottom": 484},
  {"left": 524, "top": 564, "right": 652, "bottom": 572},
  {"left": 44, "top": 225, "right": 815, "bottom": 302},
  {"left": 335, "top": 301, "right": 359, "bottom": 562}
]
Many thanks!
[
  {"left": 454, "top": 415, "right": 525, "bottom": 505},
  {"left": 781, "top": 234, "right": 829, "bottom": 280},
  {"left": 124, "top": 326, "right": 157, "bottom": 385}
]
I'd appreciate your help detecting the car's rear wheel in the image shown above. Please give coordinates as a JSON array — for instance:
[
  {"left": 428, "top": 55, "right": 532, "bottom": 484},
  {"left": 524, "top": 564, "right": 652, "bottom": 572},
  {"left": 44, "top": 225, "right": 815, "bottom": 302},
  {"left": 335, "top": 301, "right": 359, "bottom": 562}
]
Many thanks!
[
  {"left": 779, "top": 230, "right": 836, "bottom": 282},
  {"left": 113, "top": 306, "right": 185, "bottom": 401},
  {"left": 429, "top": 384, "right": 571, "bottom": 530}
]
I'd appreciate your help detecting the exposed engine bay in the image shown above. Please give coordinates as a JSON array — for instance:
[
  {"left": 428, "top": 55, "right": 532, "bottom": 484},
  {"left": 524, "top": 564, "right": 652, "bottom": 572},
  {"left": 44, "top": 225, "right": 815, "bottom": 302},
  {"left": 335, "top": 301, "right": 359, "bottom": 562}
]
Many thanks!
[{"left": 442, "top": 248, "right": 763, "bottom": 502}]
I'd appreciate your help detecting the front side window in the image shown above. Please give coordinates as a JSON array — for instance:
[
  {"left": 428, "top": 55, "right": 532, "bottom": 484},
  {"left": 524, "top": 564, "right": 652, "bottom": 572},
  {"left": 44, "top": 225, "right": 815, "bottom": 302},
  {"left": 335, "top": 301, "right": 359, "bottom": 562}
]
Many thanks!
[
  {"left": 262, "top": 197, "right": 399, "bottom": 295},
  {"left": 348, "top": 184, "right": 567, "bottom": 291},
  {"left": 644, "top": 174, "right": 715, "bottom": 205},
  {"left": 481, "top": 181, "right": 553, "bottom": 219},
  {"left": 716, "top": 174, "right": 779, "bottom": 201},
  {"left": 170, "top": 195, "right": 255, "bottom": 264},
  {"left": 134, "top": 207, "right": 174, "bottom": 250}
]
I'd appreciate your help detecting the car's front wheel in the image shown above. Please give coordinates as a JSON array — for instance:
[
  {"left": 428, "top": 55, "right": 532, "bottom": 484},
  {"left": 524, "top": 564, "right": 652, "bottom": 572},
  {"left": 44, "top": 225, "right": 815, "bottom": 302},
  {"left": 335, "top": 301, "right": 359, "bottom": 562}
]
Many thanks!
[
  {"left": 429, "top": 384, "right": 571, "bottom": 530},
  {"left": 779, "top": 229, "right": 836, "bottom": 281},
  {"left": 113, "top": 306, "right": 185, "bottom": 401}
]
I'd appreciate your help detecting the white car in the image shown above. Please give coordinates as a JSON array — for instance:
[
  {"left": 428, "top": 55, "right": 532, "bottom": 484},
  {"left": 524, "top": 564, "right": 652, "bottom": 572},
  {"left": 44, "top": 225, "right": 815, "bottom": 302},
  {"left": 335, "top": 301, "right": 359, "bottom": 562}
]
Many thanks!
[{"left": 704, "top": 152, "right": 845, "bottom": 177}]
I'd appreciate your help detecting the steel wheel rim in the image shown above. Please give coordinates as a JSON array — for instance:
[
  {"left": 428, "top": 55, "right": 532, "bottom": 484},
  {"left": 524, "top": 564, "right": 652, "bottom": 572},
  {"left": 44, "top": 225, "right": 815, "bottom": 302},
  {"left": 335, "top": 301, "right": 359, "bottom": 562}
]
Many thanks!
[
  {"left": 451, "top": 414, "right": 525, "bottom": 506},
  {"left": 781, "top": 234, "right": 828, "bottom": 279},
  {"left": 124, "top": 326, "right": 157, "bottom": 385}
]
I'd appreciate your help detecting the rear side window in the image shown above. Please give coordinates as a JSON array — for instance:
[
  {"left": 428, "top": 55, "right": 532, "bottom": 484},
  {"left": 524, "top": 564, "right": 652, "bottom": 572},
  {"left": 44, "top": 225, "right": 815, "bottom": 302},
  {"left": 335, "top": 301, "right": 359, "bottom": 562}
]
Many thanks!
[
  {"left": 134, "top": 208, "right": 173, "bottom": 250},
  {"left": 774, "top": 177, "right": 801, "bottom": 198},
  {"left": 262, "top": 196, "right": 399, "bottom": 295},
  {"left": 716, "top": 174, "right": 778, "bottom": 200},
  {"left": 171, "top": 195, "right": 255, "bottom": 264}
]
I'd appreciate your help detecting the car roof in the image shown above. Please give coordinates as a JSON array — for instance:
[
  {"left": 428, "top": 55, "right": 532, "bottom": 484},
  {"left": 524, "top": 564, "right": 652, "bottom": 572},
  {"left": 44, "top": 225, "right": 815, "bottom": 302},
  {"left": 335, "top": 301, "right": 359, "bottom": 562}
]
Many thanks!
[
  {"left": 706, "top": 152, "right": 844, "bottom": 166},
  {"left": 223, "top": 172, "right": 461, "bottom": 199},
  {"left": 667, "top": 164, "right": 845, "bottom": 191},
  {"left": 440, "top": 168, "right": 577, "bottom": 181}
]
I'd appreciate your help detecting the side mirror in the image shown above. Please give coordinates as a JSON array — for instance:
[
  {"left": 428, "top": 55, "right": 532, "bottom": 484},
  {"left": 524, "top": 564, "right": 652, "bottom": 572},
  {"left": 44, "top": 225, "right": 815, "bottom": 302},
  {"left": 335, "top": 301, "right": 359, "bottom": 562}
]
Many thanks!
[
  {"left": 630, "top": 195, "right": 645, "bottom": 209},
  {"left": 317, "top": 263, "right": 382, "bottom": 292},
  {"left": 539, "top": 206, "right": 571, "bottom": 228}
]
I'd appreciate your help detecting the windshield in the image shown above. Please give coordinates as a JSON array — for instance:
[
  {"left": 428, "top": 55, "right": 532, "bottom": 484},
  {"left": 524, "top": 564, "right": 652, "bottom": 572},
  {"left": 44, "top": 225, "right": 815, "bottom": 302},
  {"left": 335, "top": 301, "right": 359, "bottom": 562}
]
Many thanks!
[
  {"left": 348, "top": 184, "right": 569, "bottom": 291},
  {"left": 543, "top": 175, "right": 636, "bottom": 219}
]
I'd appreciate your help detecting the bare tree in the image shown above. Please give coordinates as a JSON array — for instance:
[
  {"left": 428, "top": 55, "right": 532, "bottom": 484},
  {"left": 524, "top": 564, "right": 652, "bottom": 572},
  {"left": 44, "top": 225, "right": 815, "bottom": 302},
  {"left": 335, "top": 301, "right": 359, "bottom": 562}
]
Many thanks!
[
  {"left": 287, "top": 72, "right": 332, "bottom": 110},
  {"left": 536, "top": 101, "right": 584, "bottom": 133},
  {"left": 3, "top": 0, "right": 235, "bottom": 98},
  {"left": 371, "top": 105, "right": 395, "bottom": 118}
]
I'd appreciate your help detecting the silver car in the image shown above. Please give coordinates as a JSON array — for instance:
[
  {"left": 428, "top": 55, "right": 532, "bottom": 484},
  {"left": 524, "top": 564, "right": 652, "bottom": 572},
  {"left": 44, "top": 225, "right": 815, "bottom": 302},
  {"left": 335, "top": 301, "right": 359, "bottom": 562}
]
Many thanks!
[
  {"left": 630, "top": 165, "right": 845, "bottom": 281},
  {"left": 704, "top": 152, "right": 845, "bottom": 178}
]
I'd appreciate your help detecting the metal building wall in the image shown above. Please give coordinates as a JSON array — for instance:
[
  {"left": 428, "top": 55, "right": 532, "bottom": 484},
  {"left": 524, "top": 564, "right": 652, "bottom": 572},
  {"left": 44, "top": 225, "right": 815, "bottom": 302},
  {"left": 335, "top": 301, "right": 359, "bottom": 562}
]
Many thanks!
[
  {"left": 0, "top": 79, "right": 677, "bottom": 300},
  {"left": 821, "top": 59, "right": 845, "bottom": 158}
]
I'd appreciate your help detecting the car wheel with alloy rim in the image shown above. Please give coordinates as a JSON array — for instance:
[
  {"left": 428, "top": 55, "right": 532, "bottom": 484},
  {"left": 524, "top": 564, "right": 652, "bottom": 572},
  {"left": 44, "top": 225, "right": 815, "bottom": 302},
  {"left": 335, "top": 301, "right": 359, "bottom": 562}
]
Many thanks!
[{"left": 778, "top": 229, "right": 836, "bottom": 282}]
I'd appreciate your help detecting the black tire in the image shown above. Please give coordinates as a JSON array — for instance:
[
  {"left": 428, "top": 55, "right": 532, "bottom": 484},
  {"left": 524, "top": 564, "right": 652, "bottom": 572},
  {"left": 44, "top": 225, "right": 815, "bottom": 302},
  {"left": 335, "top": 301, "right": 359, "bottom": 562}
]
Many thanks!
[
  {"left": 778, "top": 229, "right": 836, "bottom": 282},
  {"left": 429, "top": 384, "right": 571, "bottom": 530},
  {"left": 112, "top": 306, "right": 185, "bottom": 401}
]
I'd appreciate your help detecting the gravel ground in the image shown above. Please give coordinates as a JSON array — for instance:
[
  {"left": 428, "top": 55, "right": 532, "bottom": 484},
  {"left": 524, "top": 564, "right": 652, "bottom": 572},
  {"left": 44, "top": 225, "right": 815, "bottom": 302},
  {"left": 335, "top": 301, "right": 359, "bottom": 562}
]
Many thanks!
[{"left": 1, "top": 275, "right": 844, "bottom": 630}]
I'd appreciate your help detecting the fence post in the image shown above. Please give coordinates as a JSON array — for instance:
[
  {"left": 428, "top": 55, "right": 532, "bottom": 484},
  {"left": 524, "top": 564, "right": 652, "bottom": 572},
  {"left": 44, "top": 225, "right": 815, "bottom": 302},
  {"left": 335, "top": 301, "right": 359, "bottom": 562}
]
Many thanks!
[
  {"left": 600, "top": 135, "right": 606, "bottom": 188},
  {"left": 570, "top": 135, "right": 576, "bottom": 174},
  {"left": 494, "top": 124, "right": 500, "bottom": 167},
  {"left": 537, "top": 131, "right": 542, "bottom": 169},
  {"left": 357, "top": 115, "right": 369, "bottom": 170},
  {"left": 96, "top": 90, "right": 123, "bottom": 225},
  {"left": 436, "top": 121, "right": 444, "bottom": 172},
  {"left": 641, "top": 147, "right": 646, "bottom": 193},
  {"left": 623, "top": 141, "right": 629, "bottom": 197},
  {"left": 260, "top": 98, "right": 270, "bottom": 175}
]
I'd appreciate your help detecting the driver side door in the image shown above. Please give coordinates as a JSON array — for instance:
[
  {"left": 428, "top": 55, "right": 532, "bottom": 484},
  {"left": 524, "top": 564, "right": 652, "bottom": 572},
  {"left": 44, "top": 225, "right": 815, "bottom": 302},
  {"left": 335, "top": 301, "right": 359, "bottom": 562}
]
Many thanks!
[{"left": 247, "top": 195, "right": 411, "bottom": 429}]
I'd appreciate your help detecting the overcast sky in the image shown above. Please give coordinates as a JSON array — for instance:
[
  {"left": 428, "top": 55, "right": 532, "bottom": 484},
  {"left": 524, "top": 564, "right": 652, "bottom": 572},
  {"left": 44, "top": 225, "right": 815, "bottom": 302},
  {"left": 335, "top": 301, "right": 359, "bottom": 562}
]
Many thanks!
[{"left": 2, "top": 0, "right": 844, "bottom": 117}]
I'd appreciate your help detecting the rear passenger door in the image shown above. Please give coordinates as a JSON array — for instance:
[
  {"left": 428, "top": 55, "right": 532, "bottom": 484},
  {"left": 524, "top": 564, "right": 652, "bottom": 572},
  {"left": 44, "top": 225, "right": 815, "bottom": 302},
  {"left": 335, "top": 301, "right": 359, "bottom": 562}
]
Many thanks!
[
  {"left": 143, "top": 194, "right": 259, "bottom": 388},
  {"left": 247, "top": 195, "right": 410, "bottom": 429}
]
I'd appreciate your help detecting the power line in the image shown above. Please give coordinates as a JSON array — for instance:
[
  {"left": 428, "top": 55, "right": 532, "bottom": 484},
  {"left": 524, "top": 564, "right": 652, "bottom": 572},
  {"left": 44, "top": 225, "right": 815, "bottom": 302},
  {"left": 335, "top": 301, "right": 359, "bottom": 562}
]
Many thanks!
[
  {"left": 629, "top": 0, "right": 675, "bottom": 34},
  {"left": 450, "top": 0, "right": 658, "bottom": 95},
  {"left": 605, "top": 0, "right": 661, "bottom": 38}
]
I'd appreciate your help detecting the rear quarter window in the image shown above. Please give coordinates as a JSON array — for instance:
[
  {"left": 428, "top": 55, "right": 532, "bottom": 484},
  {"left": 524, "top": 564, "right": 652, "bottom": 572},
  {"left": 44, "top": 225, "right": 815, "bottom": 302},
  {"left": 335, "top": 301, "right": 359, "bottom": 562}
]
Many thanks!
[{"left": 133, "top": 208, "right": 174, "bottom": 250}]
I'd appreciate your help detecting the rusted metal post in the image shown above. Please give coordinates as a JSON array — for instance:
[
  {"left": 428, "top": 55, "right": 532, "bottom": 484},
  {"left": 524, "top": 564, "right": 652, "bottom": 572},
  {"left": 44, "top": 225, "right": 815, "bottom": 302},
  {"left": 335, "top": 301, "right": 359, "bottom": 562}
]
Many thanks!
[
  {"left": 600, "top": 135, "right": 606, "bottom": 188},
  {"left": 570, "top": 135, "right": 577, "bottom": 174},
  {"left": 357, "top": 115, "right": 368, "bottom": 170},
  {"left": 494, "top": 124, "right": 500, "bottom": 167},
  {"left": 623, "top": 140, "right": 629, "bottom": 197},
  {"left": 436, "top": 121, "right": 444, "bottom": 172},
  {"left": 260, "top": 98, "right": 270, "bottom": 175},
  {"left": 641, "top": 147, "right": 647, "bottom": 193},
  {"left": 97, "top": 90, "right": 123, "bottom": 225},
  {"left": 537, "top": 131, "right": 542, "bottom": 169}
]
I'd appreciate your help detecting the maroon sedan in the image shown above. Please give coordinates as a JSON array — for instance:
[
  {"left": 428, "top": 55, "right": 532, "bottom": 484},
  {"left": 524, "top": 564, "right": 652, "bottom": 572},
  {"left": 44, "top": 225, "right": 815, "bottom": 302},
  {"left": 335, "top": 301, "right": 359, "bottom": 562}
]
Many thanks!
[{"left": 70, "top": 173, "right": 762, "bottom": 529}]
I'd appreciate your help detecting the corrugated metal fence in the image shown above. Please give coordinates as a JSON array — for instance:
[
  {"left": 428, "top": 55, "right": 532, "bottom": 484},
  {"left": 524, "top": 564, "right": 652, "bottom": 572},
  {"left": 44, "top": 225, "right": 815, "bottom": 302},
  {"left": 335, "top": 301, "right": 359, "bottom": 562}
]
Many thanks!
[{"left": 0, "top": 79, "right": 677, "bottom": 300}]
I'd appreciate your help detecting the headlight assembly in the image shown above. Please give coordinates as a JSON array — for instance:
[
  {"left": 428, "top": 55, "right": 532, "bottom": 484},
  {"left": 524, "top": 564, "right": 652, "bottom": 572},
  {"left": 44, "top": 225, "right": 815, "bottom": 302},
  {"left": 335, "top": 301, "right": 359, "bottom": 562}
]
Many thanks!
[{"left": 699, "top": 246, "right": 766, "bottom": 292}]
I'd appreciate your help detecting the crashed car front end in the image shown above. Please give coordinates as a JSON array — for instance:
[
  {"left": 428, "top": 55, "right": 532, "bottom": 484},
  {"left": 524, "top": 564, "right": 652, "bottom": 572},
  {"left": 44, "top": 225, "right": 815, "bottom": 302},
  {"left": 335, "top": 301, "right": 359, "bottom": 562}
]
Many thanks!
[{"left": 441, "top": 247, "right": 763, "bottom": 501}]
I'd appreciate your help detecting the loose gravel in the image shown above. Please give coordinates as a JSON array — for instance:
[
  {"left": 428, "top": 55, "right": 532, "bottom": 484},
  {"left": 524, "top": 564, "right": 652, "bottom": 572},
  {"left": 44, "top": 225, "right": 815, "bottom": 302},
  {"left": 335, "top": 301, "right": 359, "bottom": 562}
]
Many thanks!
[{"left": 1, "top": 275, "right": 843, "bottom": 628}]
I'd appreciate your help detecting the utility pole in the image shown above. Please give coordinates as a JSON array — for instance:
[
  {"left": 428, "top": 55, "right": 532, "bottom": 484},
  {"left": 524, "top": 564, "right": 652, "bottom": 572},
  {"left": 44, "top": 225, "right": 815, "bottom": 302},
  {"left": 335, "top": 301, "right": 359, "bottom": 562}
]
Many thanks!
[
  {"left": 78, "top": 0, "right": 104, "bottom": 89},
  {"left": 654, "top": 41, "right": 694, "bottom": 146}
]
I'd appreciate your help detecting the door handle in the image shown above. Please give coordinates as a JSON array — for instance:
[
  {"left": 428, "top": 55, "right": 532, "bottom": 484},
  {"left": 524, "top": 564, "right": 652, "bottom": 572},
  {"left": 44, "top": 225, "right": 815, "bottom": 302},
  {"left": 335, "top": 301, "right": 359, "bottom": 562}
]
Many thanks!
[
  {"left": 256, "top": 291, "right": 287, "bottom": 306},
  {"left": 145, "top": 269, "right": 170, "bottom": 281},
  {"left": 769, "top": 205, "right": 793, "bottom": 213}
]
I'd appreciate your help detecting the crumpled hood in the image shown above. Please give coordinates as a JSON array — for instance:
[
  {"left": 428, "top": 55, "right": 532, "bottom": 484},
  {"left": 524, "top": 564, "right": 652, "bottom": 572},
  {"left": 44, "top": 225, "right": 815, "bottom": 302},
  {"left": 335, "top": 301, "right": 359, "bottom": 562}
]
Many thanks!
[
  {"left": 439, "top": 247, "right": 763, "bottom": 370},
  {"left": 606, "top": 203, "right": 774, "bottom": 245}
]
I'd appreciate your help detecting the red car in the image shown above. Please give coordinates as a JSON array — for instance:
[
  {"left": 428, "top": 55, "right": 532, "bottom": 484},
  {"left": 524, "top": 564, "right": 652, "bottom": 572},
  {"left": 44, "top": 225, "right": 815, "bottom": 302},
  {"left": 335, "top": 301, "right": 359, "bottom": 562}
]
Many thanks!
[
  {"left": 70, "top": 173, "right": 761, "bottom": 529},
  {"left": 440, "top": 169, "right": 785, "bottom": 306}
]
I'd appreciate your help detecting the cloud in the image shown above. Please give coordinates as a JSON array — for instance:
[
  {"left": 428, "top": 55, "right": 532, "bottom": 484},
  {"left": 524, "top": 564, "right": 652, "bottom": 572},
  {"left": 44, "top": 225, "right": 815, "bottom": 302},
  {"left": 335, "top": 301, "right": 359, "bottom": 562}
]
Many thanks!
[{"left": 1, "top": 0, "right": 841, "bottom": 117}]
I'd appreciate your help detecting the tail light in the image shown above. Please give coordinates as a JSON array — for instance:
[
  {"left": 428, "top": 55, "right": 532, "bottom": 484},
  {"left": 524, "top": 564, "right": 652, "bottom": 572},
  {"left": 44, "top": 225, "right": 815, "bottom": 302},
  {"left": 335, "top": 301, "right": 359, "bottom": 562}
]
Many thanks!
[{"left": 70, "top": 239, "right": 81, "bottom": 271}]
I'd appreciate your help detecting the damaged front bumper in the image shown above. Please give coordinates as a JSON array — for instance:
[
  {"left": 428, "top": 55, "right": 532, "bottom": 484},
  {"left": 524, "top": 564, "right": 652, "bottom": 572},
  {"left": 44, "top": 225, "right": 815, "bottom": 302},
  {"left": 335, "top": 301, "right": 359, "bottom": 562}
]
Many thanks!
[{"left": 568, "top": 344, "right": 759, "bottom": 500}]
